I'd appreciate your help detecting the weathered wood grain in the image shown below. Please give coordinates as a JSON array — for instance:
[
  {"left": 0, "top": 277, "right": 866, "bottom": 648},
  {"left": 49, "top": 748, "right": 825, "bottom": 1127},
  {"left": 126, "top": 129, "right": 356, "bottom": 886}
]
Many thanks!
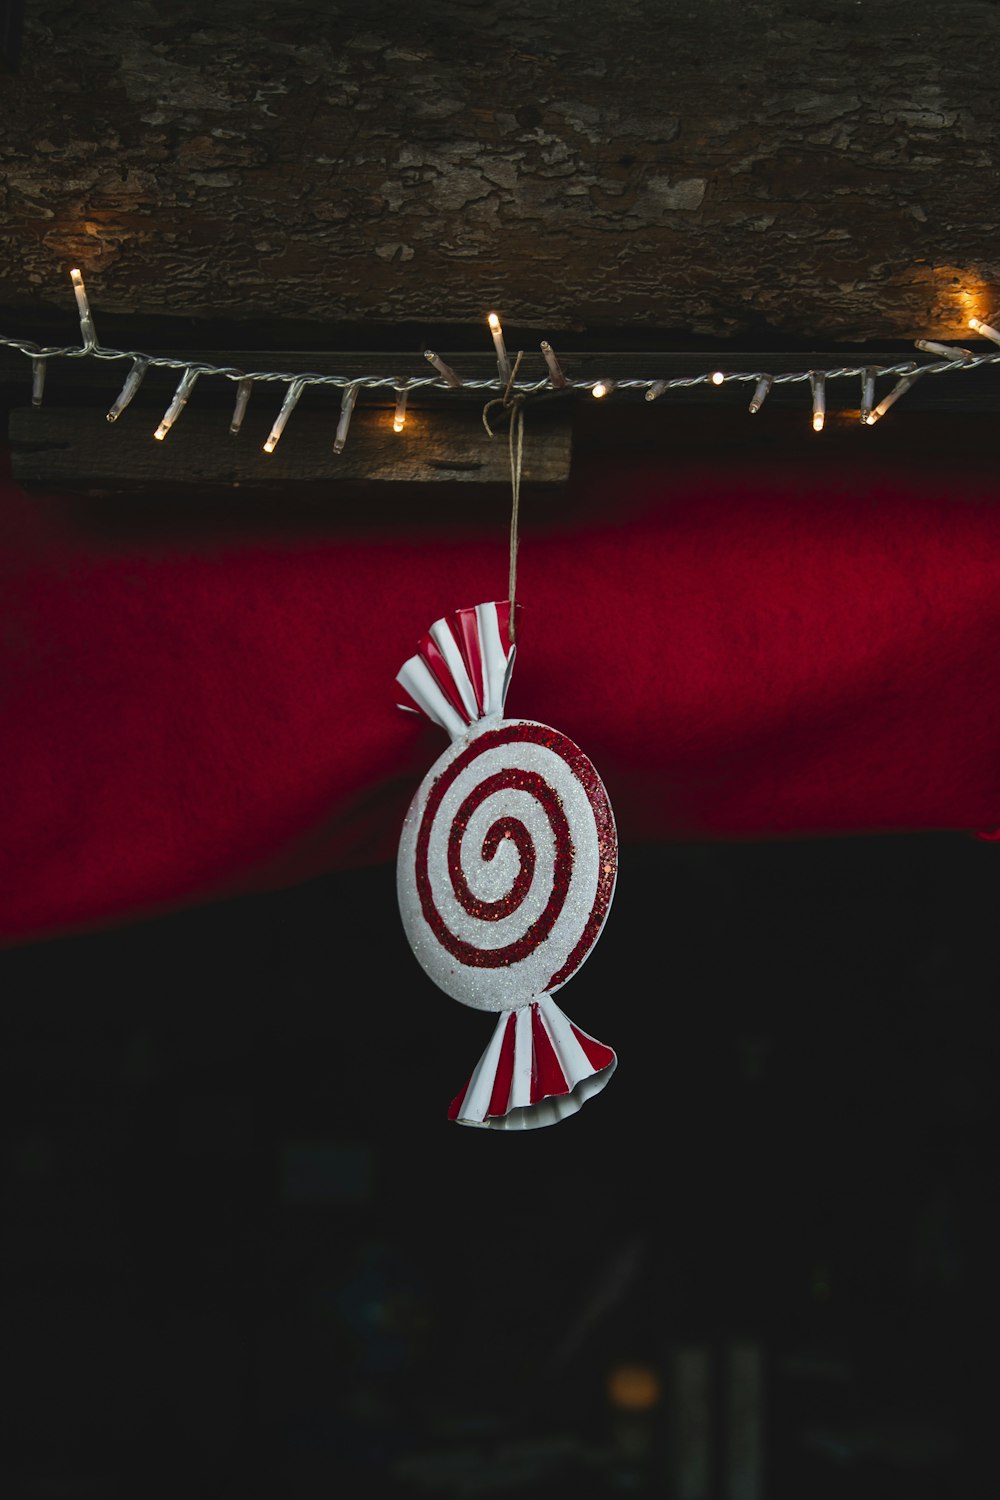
[
  {"left": 1, "top": 2, "right": 998, "bottom": 343},
  {"left": 7, "top": 404, "right": 572, "bottom": 493}
]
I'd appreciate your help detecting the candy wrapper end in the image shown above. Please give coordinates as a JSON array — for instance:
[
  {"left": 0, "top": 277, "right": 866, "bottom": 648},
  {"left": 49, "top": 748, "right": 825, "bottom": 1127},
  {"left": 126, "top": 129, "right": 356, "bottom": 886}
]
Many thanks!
[
  {"left": 448, "top": 996, "right": 616, "bottom": 1130},
  {"left": 396, "top": 601, "right": 520, "bottom": 740}
]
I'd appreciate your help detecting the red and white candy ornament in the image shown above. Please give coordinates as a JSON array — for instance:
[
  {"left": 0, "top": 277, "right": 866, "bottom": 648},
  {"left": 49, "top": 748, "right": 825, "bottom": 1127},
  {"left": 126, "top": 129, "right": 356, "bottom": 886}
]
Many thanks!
[{"left": 397, "top": 601, "right": 617, "bottom": 1130}]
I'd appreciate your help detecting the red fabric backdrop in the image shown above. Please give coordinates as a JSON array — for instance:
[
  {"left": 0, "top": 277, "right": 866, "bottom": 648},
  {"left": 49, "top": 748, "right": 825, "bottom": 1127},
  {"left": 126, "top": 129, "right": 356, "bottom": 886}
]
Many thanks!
[{"left": 3, "top": 441, "right": 1000, "bottom": 944}]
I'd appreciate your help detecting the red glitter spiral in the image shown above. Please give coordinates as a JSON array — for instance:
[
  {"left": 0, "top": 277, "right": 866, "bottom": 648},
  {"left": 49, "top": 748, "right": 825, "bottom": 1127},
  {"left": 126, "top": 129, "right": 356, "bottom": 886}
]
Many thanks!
[
  {"left": 414, "top": 724, "right": 615, "bottom": 983},
  {"left": 448, "top": 778, "right": 540, "bottom": 921}
]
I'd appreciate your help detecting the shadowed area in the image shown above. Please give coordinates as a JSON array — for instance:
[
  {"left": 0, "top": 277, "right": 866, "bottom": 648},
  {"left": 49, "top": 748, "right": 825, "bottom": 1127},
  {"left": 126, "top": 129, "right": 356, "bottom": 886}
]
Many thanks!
[{"left": 0, "top": 837, "right": 993, "bottom": 1496}]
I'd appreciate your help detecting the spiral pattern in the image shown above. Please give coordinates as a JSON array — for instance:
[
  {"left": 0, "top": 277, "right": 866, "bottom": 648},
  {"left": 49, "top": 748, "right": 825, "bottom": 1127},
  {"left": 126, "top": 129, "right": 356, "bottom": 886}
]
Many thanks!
[{"left": 397, "top": 722, "right": 617, "bottom": 1013}]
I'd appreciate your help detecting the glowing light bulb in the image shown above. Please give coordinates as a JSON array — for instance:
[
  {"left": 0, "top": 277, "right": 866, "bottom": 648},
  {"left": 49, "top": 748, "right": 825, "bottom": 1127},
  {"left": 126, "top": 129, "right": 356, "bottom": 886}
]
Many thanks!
[
  {"left": 607, "top": 1363, "right": 662, "bottom": 1412},
  {"left": 487, "top": 311, "right": 512, "bottom": 384},
  {"left": 711, "top": 370, "right": 725, "bottom": 386},
  {"left": 393, "top": 382, "right": 408, "bottom": 433},
  {"left": 969, "top": 316, "right": 1000, "bottom": 347},
  {"left": 154, "top": 367, "right": 199, "bottom": 440},
  {"left": 69, "top": 267, "right": 97, "bottom": 348},
  {"left": 592, "top": 379, "right": 615, "bottom": 398},
  {"left": 866, "top": 367, "right": 921, "bottom": 425},
  {"left": 263, "top": 378, "right": 305, "bottom": 453},
  {"left": 860, "top": 366, "right": 879, "bottom": 425},
  {"left": 810, "top": 371, "right": 826, "bottom": 432}
]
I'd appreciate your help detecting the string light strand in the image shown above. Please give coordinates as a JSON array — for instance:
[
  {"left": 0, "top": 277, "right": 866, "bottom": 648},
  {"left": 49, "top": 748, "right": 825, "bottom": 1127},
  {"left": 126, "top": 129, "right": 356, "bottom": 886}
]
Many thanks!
[{"left": 4, "top": 272, "right": 1000, "bottom": 445}]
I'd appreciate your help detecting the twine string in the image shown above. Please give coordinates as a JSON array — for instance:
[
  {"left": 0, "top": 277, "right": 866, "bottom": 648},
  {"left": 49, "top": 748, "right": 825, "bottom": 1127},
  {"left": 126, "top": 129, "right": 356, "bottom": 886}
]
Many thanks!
[{"left": 482, "top": 349, "right": 525, "bottom": 646}]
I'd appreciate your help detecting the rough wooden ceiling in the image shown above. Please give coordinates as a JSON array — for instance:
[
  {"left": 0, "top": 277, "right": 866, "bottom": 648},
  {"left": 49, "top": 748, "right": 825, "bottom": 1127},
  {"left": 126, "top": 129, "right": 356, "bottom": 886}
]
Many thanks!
[{"left": 1, "top": 0, "right": 998, "bottom": 343}]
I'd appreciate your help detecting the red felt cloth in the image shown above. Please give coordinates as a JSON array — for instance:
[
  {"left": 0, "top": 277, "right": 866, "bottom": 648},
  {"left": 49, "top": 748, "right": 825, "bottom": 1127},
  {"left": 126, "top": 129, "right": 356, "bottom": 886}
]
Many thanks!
[{"left": 3, "top": 441, "right": 1000, "bottom": 944}]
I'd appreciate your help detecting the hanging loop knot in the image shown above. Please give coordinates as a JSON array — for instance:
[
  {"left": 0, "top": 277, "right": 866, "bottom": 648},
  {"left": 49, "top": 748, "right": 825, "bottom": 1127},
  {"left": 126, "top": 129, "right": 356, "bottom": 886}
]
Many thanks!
[
  {"left": 482, "top": 347, "right": 525, "bottom": 437},
  {"left": 482, "top": 351, "right": 525, "bottom": 647}
]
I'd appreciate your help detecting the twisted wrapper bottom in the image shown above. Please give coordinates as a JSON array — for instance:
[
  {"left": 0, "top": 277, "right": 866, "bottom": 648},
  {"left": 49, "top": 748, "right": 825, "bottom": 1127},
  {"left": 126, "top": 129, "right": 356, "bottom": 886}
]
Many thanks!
[{"left": 447, "top": 994, "right": 617, "bottom": 1130}]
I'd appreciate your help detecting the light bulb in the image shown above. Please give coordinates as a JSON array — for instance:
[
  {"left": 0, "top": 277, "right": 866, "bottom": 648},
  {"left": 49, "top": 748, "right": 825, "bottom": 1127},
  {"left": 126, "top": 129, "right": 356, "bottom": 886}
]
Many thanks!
[
  {"left": 393, "top": 383, "right": 408, "bottom": 432},
  {"left": 487, "top": 311, "right": 511, "bottom": 383},
  {"left": 31, "top": 357, "right": 46, "bottom": 406},
  {"left": 424, "top": 350, "right": 463, "bottom": 387},
  {"left": 333, "top": 382, "right": 360, "bottom": 453},
  {"left": 263, "top": 378, "right": 305, "bottom": 453},
  {"left": 969, "top": 316, "right": 1000, "bottom": 347},
  {"left": 69, "top": 267, "right": 97, "bottom": 348},
  {"left": 230, "top": 378, "right": 253, "bottom": 435},
  {"left": 748, "top": 374, "right": 772, "bottom": 414},
  {"left": 154, "top": 368, "right": 199, "bottom": 440},
  {"left": 540, "top": 340, "right": 566, "bottom": 389},
  {"left": 107, "top": 358, "right": 149, "bottom": 422},
  {"left": 809, "top": 371, "right": 826, "bottom": 432},
  {"left": 915, "top": 339, "right": 972, "bottom": 360}
]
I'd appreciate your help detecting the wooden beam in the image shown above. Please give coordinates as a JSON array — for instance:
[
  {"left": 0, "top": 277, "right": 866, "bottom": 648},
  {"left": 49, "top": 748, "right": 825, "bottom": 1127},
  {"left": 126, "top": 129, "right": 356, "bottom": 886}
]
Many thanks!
[
  {"left": 0, "top": 2, "right": 998, "bottom": 342},
  {"left": 7, "top": 405, "right": 573, "bottom": 495}
]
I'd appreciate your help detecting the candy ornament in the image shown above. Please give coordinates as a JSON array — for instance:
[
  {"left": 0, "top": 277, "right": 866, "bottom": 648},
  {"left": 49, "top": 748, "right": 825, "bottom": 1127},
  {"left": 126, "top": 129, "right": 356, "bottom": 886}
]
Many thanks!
[{"left": 396, "top": 601, "right": 618, "bottom": 1130}]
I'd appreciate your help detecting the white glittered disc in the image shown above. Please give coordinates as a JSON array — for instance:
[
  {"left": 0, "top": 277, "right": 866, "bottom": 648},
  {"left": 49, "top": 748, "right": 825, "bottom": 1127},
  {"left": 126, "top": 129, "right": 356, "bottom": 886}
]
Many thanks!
[{"left": 396, "top": 718, "right": 618, "bottom": 1012}]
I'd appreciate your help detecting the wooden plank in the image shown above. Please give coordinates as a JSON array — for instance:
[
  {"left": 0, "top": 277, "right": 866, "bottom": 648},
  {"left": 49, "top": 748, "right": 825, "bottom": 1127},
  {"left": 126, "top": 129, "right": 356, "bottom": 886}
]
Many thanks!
[{"left": 7, "top": 404, "right": 572, "bottom": 494}]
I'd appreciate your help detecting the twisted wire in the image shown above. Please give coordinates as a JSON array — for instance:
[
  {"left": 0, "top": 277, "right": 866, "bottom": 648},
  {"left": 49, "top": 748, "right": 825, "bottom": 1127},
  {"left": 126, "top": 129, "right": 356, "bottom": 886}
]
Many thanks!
[{"left": 5, "top": 330, "right": 1000, "bottom": 398}]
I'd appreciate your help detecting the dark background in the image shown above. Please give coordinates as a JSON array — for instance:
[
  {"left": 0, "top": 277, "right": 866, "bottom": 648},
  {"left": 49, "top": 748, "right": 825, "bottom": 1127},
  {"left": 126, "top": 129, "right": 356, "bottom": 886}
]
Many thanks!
[{"left": 1, "top": 833, "right": 994, "bottom": 1499}]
